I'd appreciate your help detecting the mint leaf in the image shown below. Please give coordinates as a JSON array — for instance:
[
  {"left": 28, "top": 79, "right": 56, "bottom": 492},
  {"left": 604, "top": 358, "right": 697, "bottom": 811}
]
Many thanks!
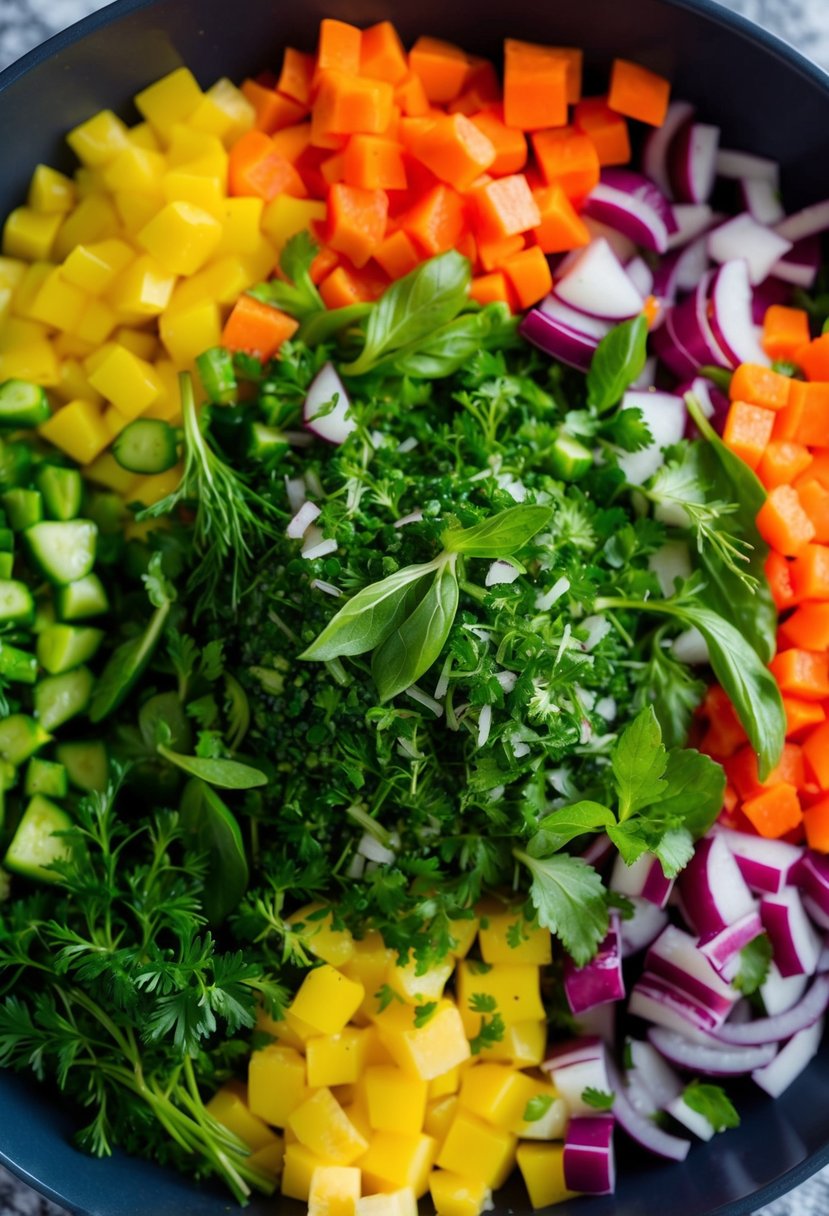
[
  {"left": 612, "top": 706, "right": 668, "bottom": 821},
  {"left": 582, "top": 1087, "right": 615, "bottom": 1110},
  {"left": 515, "top": 851, "right": 609, "bottom": 966},
  {"left": 587, "top": 315, "right": 649, "bottom": 412},
  {"left": 523, "top": 1094, "right": 555, "bottom": 1122},
  {"left": 732, "top": 933, "right": 773, "bottom": 996},
  {"left": 683, "top": 1082, "right": 740, "bottom": 1132}
]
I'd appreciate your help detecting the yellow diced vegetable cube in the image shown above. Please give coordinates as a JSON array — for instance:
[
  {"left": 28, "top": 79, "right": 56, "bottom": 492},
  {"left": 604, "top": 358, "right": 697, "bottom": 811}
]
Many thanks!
[
  {"left": 356, "top": 1189, "right": 417, "bottom": 1216},
  {"left": 342, "top": 1094, "right": 372, "bottom": 1142},
  {"left": 191, "top": 77, "right": 255, "bottom": 145},
  {"left": 374, "top": 1000, "right": 471, "bottom": 1082},
  {"left": 516, "top": 1143, "right": 579, "bottom": 1209},
  {"left": 309, "top": 1165, "right": 361, "bottom": 1216},
  {"left": 113, "top": 192, "right": 161, "bottom": 236},
  {"left": 0, "top": 257, "right": 26, "bottom": 290},
  {"left": 256, "top": 1006, "right": 306, "bottom": 1051},
  {"left": 204, "top": 1080, "right": 280, "bottom": 1152},
  {"left": 135, "top": 68, "right": 204, "bottom": 140},
  {"left": 2, "top": 208, "right": 62, "bottom": 261},
  {"left": 281, "top": 1143, "right": 327, "bottom": 1201},
  {"left": 511, "top": 1078, "right": 567, "bottom": 1140},
  {"left": 54, "top": 358, "right": 103, "bottom": 406},
  {"left": 159, "top": 299, "right": 221, "bottom": 367},
  {"left": 290, "top": 965, "right": 365, "bottom": 1036},
  {"left": 138, "top": 201, "right": 222, "bottom": 276},
  {"left": 423, "top": 1097, "right": 458, "bottom": 1152},
  {"left": 67, "top": 110, "right": 130, "bottom": 165},
  {"left": 53, "top": 332, "right": 95, "bottom": 360},
  {"left": 458, "top": 1064, "right": 541, "bottom": 1130},
  {"left": 128, "top": 464, "right": 183, "bottom": 506},
  {"left": 247, "top": 1136, "right": 285, "bottom": 1180},
  {"left": 342, "top": 932, "right": 395, "bottom": 1024},
  {"left": 436, "top": 1110, "right": 517, "bottom": 1189},
  {"left": 115, "top": 328, "right": 158, "bottom": 362},
  {"left": 28, "top": 165, "right": 76, "bottom": 214},
  {"left": 87, "top": 344, "right": 162, "bottom": 419},
  {"left": 448, "top": 917, "right": 479, "bottom": 959},
  {"left": 29, "top": 269, "right": 89, "bottom": 331},
  {"left": 0, "top": 340, "right": 59, "bottom": 386},
  {"left": 456, "top": 962, "right": 544, "bottom": 1033},
  {"left": 82, "top": 452, "right": 141, "bottom": 496},
  {"left": 214, "top": 198, "right": 264, "bottom": 256},
  {"left": 39, "top": 399, "right": 109, "bottom": 463},
  {"left": 101, "top": 406, "right": 127, "bottom": 443},
  {"left": 127, "top": 122, "right": 162, "bottom": 151},
  {"left": 1, "top": 316, "right": 48, "bottom": 348},
  {"left": 54, "top": 195, "right": 120, "bottom": 261},
  {"left": 161, "top": 170, "right": 225, "bottom": 217},
  {"left": 284, "top": 1006, "right": 323, "bottom": 1044},
  {"left": 359, "top": 1131, "right": 437, "bottom": 1198},
  {"left": 288, "top": 1088, "right": 368, "bottom": 1165},
  {"left": 103, "top": 146, "right": 167, "bottom": 196},
  {"left": 261, "top": 196, "right": 327, "bottom": 253},
  {"left": 0, "top": 286, "right": 11, "bottom": 326},
  {"left": 83, "top": 342, "right": 115, "bottom": 375},
  {"left": 427, "top": 1065, "right": 462, "bottom": 1101},
  {"left": 477, "top": 905, "right": 552, "bottom": 966},
  {"left": 166, "top": 256, "right": 253, "bottom": 315},
  {"left": 108, "top": 255, "right": 176, "bottom": 320},
  {"left": 307, "top": 1027, "right": 374, "bottom": 1089},
  {"left": 62, "top": 239, "right": 134, "bottom": 295},
  {"left": 364, "top": 1066, "right": 427, "bottom": 1135},
  {"left": 288, "top": 903, "right": 356, "bottom": 969},
  {"left": 142, "top": 359, "right": 182, "bottom": 423},
  {"left": 166, "top": 126, "right": 228, "bottom": 178},
  {"left": 248, "top": 1043, "right": 308, "bottom": 1128},
  {"left": 429, "top": 1170, "right": 492, "bottom": 1216},
  {"left": 13, "top": 265, "right": 54, "bottom": 319},
  {"left": 240, "top": 233, "right": 278, "bottom": 281},
  {"left": 386, "top": 957, "right": 453, "bottom": 1005},
  {"left": 74, "top": 167, "right": 109, "bottom": 198},
  {"left": 476, "top": 1020, "right": 547, "bottom": 1068}
]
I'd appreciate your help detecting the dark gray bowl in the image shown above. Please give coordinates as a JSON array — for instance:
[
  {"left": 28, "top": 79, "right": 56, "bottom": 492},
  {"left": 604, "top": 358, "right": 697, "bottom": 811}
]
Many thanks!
[{"left": 1, "top": 1, "right": 828, "bottom": 1213}]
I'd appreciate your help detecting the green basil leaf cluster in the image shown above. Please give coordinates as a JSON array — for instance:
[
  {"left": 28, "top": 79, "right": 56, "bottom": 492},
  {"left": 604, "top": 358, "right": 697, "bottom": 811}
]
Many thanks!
[{"left": 586, "top": 315, "right": 649, "bottom": 412}]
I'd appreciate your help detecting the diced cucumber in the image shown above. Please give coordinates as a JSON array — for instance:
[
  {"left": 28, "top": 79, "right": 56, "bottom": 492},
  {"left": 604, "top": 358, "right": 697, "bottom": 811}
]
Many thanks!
[
  {"left": 3, "top": 794, "right": 72, "bottom": 882},
  {"left": 0, "top": 639, "right": 37, "bottom": 684},
  {"left": 25, "top": 758, "right": 68, "bottom": 799},
  {"left": 56, "top": 573, "right": 109, "bottom": 620},
  {"left": 0, "top": 714, "right": 51, "bottom": 765},
  {"left": 33, "top": 666, "right": 93, "bottom": 731},
  {"left": 0, "top": 439, "right": 33, "bottom": 488},
  {"left": 3, "top": 487, "right": 43, "bottom": 531},
  {"left": 113, "top": 419, "right": 178, "bottom": 474},
  {"left": 25, "top": 520, "right": 97, "bottom": 585},
  {"left": 0, "top": 579, "right": 34, "bottom": 624},
  {"left": 0, "top": 761, "right": 16, "bottom": 790},
  {"left": 0, "top": 553, "right": 13, "bottom": 579},
  {"left": 56, "top": 740, "right": 108, "bottom": 793},
  {"left": 0, "top": 527, "right": 14, "bottom": 551},
  {"left": 85, "top": 491, "right": 127, "bottom": 534},
  {"left": 0, "top": 379, "right": 50, "bottom": 429},
  {"left": 36, "top": 465, "right": 83, "bottom": 522},
  {"left": 32, "top": 598, "right": 55, "bottom": 633},
  {"left": 197, "top": 347, "right": 237, "bottom": 405},
  {"left": 36, "top": 623, "right": 104, "bottom": 675},
  {"left": 248, "top": 423, "right": 289, "bottom": 462},
  {"left": 549, "top": 433, "right": 594, "bottom": 482}
]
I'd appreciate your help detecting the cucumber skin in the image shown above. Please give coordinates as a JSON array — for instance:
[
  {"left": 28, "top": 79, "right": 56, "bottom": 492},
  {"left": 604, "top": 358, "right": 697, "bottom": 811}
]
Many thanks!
[
  {"left": 34, "top": 666, "right": 94, "bottom": 732},
  {"left": 3, "top": 794, "right": 72, "bottom": 883}
]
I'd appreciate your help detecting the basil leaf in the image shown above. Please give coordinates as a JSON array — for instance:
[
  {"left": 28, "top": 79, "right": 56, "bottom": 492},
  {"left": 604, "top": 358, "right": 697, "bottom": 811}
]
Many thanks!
[
  {"left": 392, "top": 304, "right": 519, "bottom": 379},
  {"left": 612, "top": 706, "right": 668, "bottom": 821},
  {"left": 300, "top": 562, "right": 436, "bottom": 661},
  {"left": 372, "top": 563, "right": 459, "bottom": 701},
  {"left": 158, "top": 746, "right": 267, "bottom": 789},
  {"left": 443, "top": 504, "right": 553, "bottom": 559},
  {"left": 537, "top": 800, "right": 615, "bottom": 851},
  {"left": 89, "top": 603, "right": 171, "bottom": 722},
  {"left": 180, "top": 778, "right": 249, "bottom": 923},
  {"left": 299, "top": 302, "right": 373, "bottom": 349},
  {"left": 586, "top": 315, "right": 649, "bottom": 412},
  {"left": 515, "top": 850, "right": 609, "bottom": 966},
  {"left": 343, "top": 251, "right": 471, "bottom": 376}
]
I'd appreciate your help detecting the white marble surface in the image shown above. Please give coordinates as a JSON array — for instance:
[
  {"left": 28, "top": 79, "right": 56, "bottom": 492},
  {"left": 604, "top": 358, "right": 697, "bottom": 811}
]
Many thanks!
[{"left": 1, "top": 0, "right": 829, "bottom": 1213}]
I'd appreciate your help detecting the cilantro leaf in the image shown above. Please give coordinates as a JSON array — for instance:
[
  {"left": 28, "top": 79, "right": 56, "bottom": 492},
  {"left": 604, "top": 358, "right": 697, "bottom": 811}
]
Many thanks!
[
  {"left": 612, "top": 706, "right": 668, "bottom": 821},
  {"left": 582, "top": 1087, "right": 615, "bottom": 1110},
  {"left": 250, "top": 231, "right": 324, "bottom": 321},
  {"left": 683, "top": 1082, "right": 740, "bottom": 1132},
  {"left": 651, "top": 827, "right": 695, "bottom": 879},
  {"left": 375, "top": 984, "right": 405, "bottom": 1014},
  {"left": 537, "top": 800, "right": 615, "bottom": 851},
  {"left": 468, "top": 993, "right": 498, "bottom": 1013},
  {"left": 732, "top": 933, "right": 773, "bottom": 996},
  {"left": 586, "top": 315, "right": 649, "bottom": 412},
  {"left": 523, "top": 1094, "right": 555, "bottom": 1122},
  {"left": 603, "top": 406, "right": 653, "bottom": 452},
  {"left": 515, "top": 850, "right": 609, "bottom": 966},
  {"left": 642, "top": 642, "right": 705, "bottom": 751},
  {"left": 413, "top": 1001, "right": 438, "bottom": 1028}
]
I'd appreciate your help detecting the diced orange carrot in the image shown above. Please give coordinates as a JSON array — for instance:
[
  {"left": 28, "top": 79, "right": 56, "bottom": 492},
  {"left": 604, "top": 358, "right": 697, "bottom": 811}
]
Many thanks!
[
  {"left": 607, "top": 58, "right": 671, "bottom": 126},
  {"left": 478, "top": 233, "right": 525, "bottom": 272},
  {"left": 456, "top": 231, "right": 478, "bottom": 266},
  {"left": 399, "top": 183, "right": 467, "bottom": 256},
  {"left": 729, "top": 362, "right": 792, "bottom": 411},
  {"left": 791, "top": 544, "right": 829, "bottom": 601},
  {"left": 762, "top": 304, "right": 811, "bottom": 363},
  {"left": 228, "top": 130, "right": 307, "bottom": 200},
  {"left": 324, "top": 182, "right": 388, "bottom": 268},
  {"left": 573, "top": 96, "right": 631, "bottom": 166},
  {"left": 787, "top": 381, "right": 829, "bottom": 446},
  {"left": 783, "top": 602, "right": 829, "bottom": 652},
  {"left": 315, "top": 19, "right": 362, "bottom": 79},
  {"left": 503, "top": 43, "right": 568, "bottom": 131},
  {"left": 722, "top": 400, "right": 775, "bottom": 470},
  {"left": 398, "top": 116, "right": 438, "bottom": 151},
  {"left": 756, "top": 484, "right": 816, "bottom": 556},
  {"left": 532, "top": 184, "right": 591, "bottom": 254},
  {"left": 309, "top": 247, "right": 340, "bottom": 285},
  {"left": 504, "top": 40, "right": 583, "bottom": 104},
  {"left": 500, "top": 246, "right": 552, "bottom": 309},
  {"left": 784, "top": 696, "right": 826, "bottom": 739},
  {"left": 360, "top": 21, "right": 409, "bottom": 84},
  {"left": 472, "top": 174, "right": 541, "bottom": 241},
  {"left": 395, "top": 71, "right": 431, "bottom": 117},
  {"left": 409, "top": 37, "right": 472, "bottom": 103},
  {"left": 795, "top": 449, "right": 829, "bottom": 491},
  {"left": 221, "top": 296, "right": 298, "bottom": 362},
  {"left": 766, "top": 550, "right": 796, "bottom": 611},
  {"left": 803, "top": 794, "right": 829, "bottom": 851},
  {"left": 722, "top": 784, "right": 739, "bottom": 816},
  {"left": 312, "top": 71, "right": 395, "bottom": 142},
  {"left": 757, "top": 440, "right": 813, "bottom": 490},
  {"left": 373, "top": 229, "right": 420, "bottom": 279},
  {"left": 271, "top": 123, "right": 313, "bottom": 164},
  {"left": 797, "top": 332, "right": 829, "bottom": 381},
  {"left": 798, "top": 479, "right": 829, "bottom": 544},
  {"left": 343, "top": 136, "right": 407, "bottom": 190},
  {"left": 742, "top": 782, "right": 803, "bottom": 839},
  {"left": 320, "top": 151, "right": 346, "bottom": 185},
  {"left": 531, "top": 127, "right": 601, "bottom": 200},
  {"left": 277, "top": 48, "right": 315, "bottom": 106},
  {"left": 319, "top": 260, "right": 389, "bottom": 309},
  {"left": 407, "top": 113, "right": 496, "bottom": 191},
  {"left": 770, "top": 649, "right": 829, "bottom": 701},
  {"left": 470, "top": 108, "right": 528, "bottom": 176},
  {"left": 470, "top": 271, "right": 514, "bottom": 308},
  {"left": 726, "top": 742, "right": 805, "bottom": 801},
  {"left": 448, "top": 57, "right": 501, "bottom": 115},
  {"left": 241, "top": 80, "right": 307, "bottom": 133},
  {"left": 804, "top": 720, "right": 829, "bottom": 788},
  {"left": 699, "top": 686, "right": 748, "bottom": 758}
]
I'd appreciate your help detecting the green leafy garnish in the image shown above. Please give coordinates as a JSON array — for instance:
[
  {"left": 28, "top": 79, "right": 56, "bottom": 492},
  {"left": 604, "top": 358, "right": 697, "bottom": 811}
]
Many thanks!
[
  {"left": 413, "top": 1001, "right": 439, "bottom": 1028},
  {"left": 179, "top": 779, "right": 249, "bottom": 924},
  {"left": 586, "top": 315, "right": 649, "bottom": 411},
  {"left": 582, "top": 1088, "right": 615, "bottom": 1110},
  {"left": 683, "top": 1082, "right": 740, "bottom": 1132},
  {"left": 523, "top": 1094, "right": 555, "bottom": 1122},
  {"left": 514, "top": 850, "right": 610, "bottom": 966},
  {"left": 732, "top": 933, "right": 773, "bottom": 996}
]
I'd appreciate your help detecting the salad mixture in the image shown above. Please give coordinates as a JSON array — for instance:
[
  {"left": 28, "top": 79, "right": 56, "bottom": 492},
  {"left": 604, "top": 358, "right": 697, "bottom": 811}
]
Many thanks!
[{"left": 1, "top": 17, "right": 829, "bottom": 1214}]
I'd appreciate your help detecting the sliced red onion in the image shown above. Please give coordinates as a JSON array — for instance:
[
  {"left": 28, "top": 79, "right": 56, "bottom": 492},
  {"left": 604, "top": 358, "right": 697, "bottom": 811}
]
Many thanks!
[
  {"left": 671, "top": 122, "right": 720, "bottom": 204},
  {"left": 775, "top": 198, "right": 829, "bottom": 241},
  {"left": 582, "top": 217, "right": 637, "bottom": 263},
  {"left": 629, "top": 975, "right": 722, "bottom": 1043},
  {"left": 652, "top": 309, "right": 700, "bottom": 379},
  {"left": 679, "top": 376, "right": 730, "bottom": 435},
  {"left": 652, "top": 250, "right": 682, "bottom": 304},
  {"left": 675, "top": 234, "right": 712, "bottom": 291},
  {"left": 666, "top": 1095, "right": 716, "bottom": 1141},
  {"left": 485, "top": 559, "right": 521, "bottom": 587},
  {"left": 642, "top": 100, "right": 696, "bottom": 197},
  {"left": 699, "top": 910, "right": 764, "bottom": 975},
  {"left": 752, "top": 1016, "right": 824, "bottom": 1098},
  {"left": 646, "top": 926, "right": 739, "bottom": 1022},
  {"left": 712, "top": 974, "right": 829, "bottom": 1046},
  {"left": 606, "top": 1057, "right": 690, "bottom": 1161},
  {"left": 760, "top": 887, "right": 822, "bottom": 978},
  {"left": 798, "top": 853, "right": 829, "bottom": 918},
  {"left": 575, "top": 1001, "right": 617, "bottom": 1044},
  {"left": 304, "top": 362, "right": 355, "bottom": 445},
  {"left": 563, "top": 1116, "right": 616, "bottom": 1195},
  {"left": 707, "top": 213, "right": 792, "bottom": 285},
  {"left": 819, "top": 940, "right": 829, "bottom": 974},
  {"left": 554, "top": 238, "right": 645, "bottom": 320},
  {"left": 647, "top": 1026, "right": 777, "bottom": 1076},
  {"left": 761, "top": 962, "right": 809, "bottom": 1016},
  {"left": 667, "top": 203, "right": 715, "bottom": 250},
  {"left": 625, "top": 255, "right": 654, "bottom": 298},
  {"left": 285, "top": 475, "right": 306, "bottom": 513},
  {"left": 648, "top": 540, "right": 692, "bottom": 599},
  {"left": 286, "top": 499, "right": 321, "bottom": 539},
  {"left": 621, "top": 898, "right": 670, "bottom": 958},
  {"left": 707, "top": 260, "right": 770, "bottom": 366},
  {"left": 668, "top": 271, "right": 733, "bottom": 370},
  {"left": 804, "top": 894, "right": 829, "bottom": 932},
  {"left": 716, "top": 148, "right": 780, "bottom": 188},
  {"left": 770, "top": 235, "right": 821, "bottom": 288},
  {"left": 519, "top": 308, "right": 598, "bottom": 372},
  {"left": 543, "top": 1038, "right": 613, "bottom": 1115},
  {"left": 581, "top": 832, "right": 615, "bottom": 869},
  {"left": 679, "top": 834, "right": 757, "bottom": 938},
  {"left": 751, "top": 276, "right": 793, "bottom": 323},
  {"left": 539, "top": 293, "right": 613, "bottom": 340},
  {"left": 615, "top": 390, "right": 686, "bottom": 486},
  {"left": 583, "top": 181, "right": 670, "bottom": 254},
  {"left": 741, "top": 177, "right": 785, "bottom": 226},
  {"left": 544, "top": 1036, "right": 605, "bottom": 1070},
  {"left": 611, "top": 852, "right": 674, "bottom": 909},
  {"left": 603, "top": 168, "right": 678, "bottom": 233},
  {"left": 565, "top": 913, "right": 624, "bottom": 1014},
  {"left": 715, "top": 826, "right": 802, "bottom": 895},
  {"left": 628, "top": 1039, "right": 683, "bottom": 1106}
]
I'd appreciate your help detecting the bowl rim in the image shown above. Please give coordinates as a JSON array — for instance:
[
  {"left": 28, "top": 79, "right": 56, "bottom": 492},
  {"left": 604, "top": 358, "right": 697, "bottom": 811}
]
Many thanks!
[{"left": 1, "top": 0, "right": 829, "bottom": 1214}]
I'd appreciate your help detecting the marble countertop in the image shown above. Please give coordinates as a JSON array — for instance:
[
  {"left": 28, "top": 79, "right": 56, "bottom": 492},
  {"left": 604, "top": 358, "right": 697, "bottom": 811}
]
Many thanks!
[{"left": 1, "top": 0, "right": 829, "bottom": 1213}]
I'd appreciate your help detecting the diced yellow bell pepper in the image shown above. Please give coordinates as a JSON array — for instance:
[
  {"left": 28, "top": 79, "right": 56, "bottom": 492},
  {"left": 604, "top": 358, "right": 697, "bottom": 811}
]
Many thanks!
[
  {"left": 363, "top": 1065, "right": 427, "bottom": 1135},
  {"left": 166, "top": 256, "right": 253, "bottom": 315},
  {"left": 113, "top": 192, "right": 161, "bottom": 236},
  {"left": 62, "top": 239, "right": 134, "bottom": 295},
  {"left": 427, "top": 1065, "right": 462, "bottom": 1101},
  {"left": 13, "top": 265, "right": 54, "bottom": 320},
  {"left": 214, "top": 198, "right": 265, "bottom": 256},
  {"left": 458, "top": 1064, "right": 544, "bottom": 1130},
  {"left": 477, "top": 904, "right": 552, "bottom": 966},
  {"left": 255, "top": 1006, "right": 306, "bottom": 1051},
  {"left": 28, "top": 166, "right": 76, "bottom": 214},
  {"left": 53, "top": 195, "right": 120, "bottom": 261},
  {"left": 476, "top": 1020, "right": 547, "bottom": 1068},
  {"left": 516, "top": 1143, "right": 579, "bottom": 1209},
  {"left": 138, "top": 201, "right": 222, "bottom": 276},
  {"left": 204, "top": 1080, "right": 279, "bottom": 1152},
  {"left": 28, "top": 269, "right": 89, "bottom": 332},
  {"left": 261, "top": 196, "right": 327, "bottom": 253},
  {"left": 54, "top": 358, "right": 103, "bottom": 405},
  {"left": 83, "top": 342, "right": 115, "bottom": 375},
  {"left": 288, "top": 1088, "right": 368, "bottom": 1165},
  {"left": 74, "top": 167, "right": 109, "bottom": 198},
  {"left": 54, "top": 332, "right": 95, "bottom": 360},
  {"left": 87, "top": 343, "right": 162, "bottom": 419},
  {"left": 108, "top": 255, "right": 176, "bottom": 320},
  {"left": 307, "top": 1027, "right": 375, "bottom": 1089},
  {"left": 359, "top": 1131, "right": 437, "bottom": 1198},
  {"left": 191, "top": 77, "right": 255, "bottom": 146},
  {"left": 166, "top": 126, "right": 228, "bottom": 179},
  {"left": 159, "top": 299, "right": 222, "bottom": 367},
  {"left": 101, "top": 406, "right": 127, "bottom": 442},
  {"left": 0, "top": 287, "right": 11, "bottom": 327},
  {"left": 248, "top": 1043, "right": 308, "bottom": 1128},
  {"left": 386, "top": 957, "right": 453, "bottom": 1005},
  {"left": 289, "top": 965, "right": 365, "bottom": 1037},
  {"left": 284, "top": 1006, "right": 323, "bottom": 1044},
  {"left": 429, "top": 1170, "right": 492, "bottom": 1216},
  {"left": 39, "top": 399, "right": 109, "bottom": 463},
  {"left": 342, "top": 932, "right": 395, "bottom": 1025},
  {"left": 288, "top": 903, "right": 356, "bottom": 969},
  {"left": 67, "top": 110, "right": 130, "bottom": 165},
  {"left": 373, "top": 1000, "right": 471, "bottom": 1082},
  {"left": 142, "top": 359, "right": 182, "bottom": 422},
  {"left": 82, "top": 452, "right": 142, "bottom": 496},
  {"left": 247, "top": 1136, "right": 285, "bottom": 1180},
  {"left": 281, "top": 1143, "right": 328, "bottom": 1201},
  {"left": 128, "top": 464, "right": 184, "bottom": 506},
  {"left": 436, "top": 1110, "right": 517, "bottom": 1189},
  {"left": 510, "top": 1078, "right": 566, "bottom": 1140},
  {"left": 0, "top": 316, "right": 48, "bottom": 349},
  {"left": 127, "top": 122, "right": 162, "bottom": 151},
  {"left": 342, "top": 1094, "right": 372, "bottom": 1142},
  {"left": 2, "top": 208, "right": 62, "bottom": 261},
  {"left": 0, "top": 341, "right": 59, "bottom": 386},
  {"left": 356, "top": 1188, "right": 418, "bottom": 1216},
  {"left": 0, "top": 257, "right": 26, "bottom": 290},
  {"left": 423, "top": 1097, "right": 458, "bottom": 1152},
  {"left": 135, "top": 68, "right": 204, "bottom": 141},
  {"left": 308, "top": 1165, "right": 361, "bottom": 1216},
  {"left": 456, "top": 962, "right": 545, "bottom": 1032},
  {"left": 115, "top": 328, "right": 159, "bottom": 362},
  {"left": 102, "top": 146, "right": 167, "bottom": 196},
  {"left": 448, "top": 917, "right": 479, "bottom": 959},
  {"left": 240, "top": 233, "right": 278, "bottom": 281},
  {"left": 161, "top": 170, "right": 225, "bottom": 217}
]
